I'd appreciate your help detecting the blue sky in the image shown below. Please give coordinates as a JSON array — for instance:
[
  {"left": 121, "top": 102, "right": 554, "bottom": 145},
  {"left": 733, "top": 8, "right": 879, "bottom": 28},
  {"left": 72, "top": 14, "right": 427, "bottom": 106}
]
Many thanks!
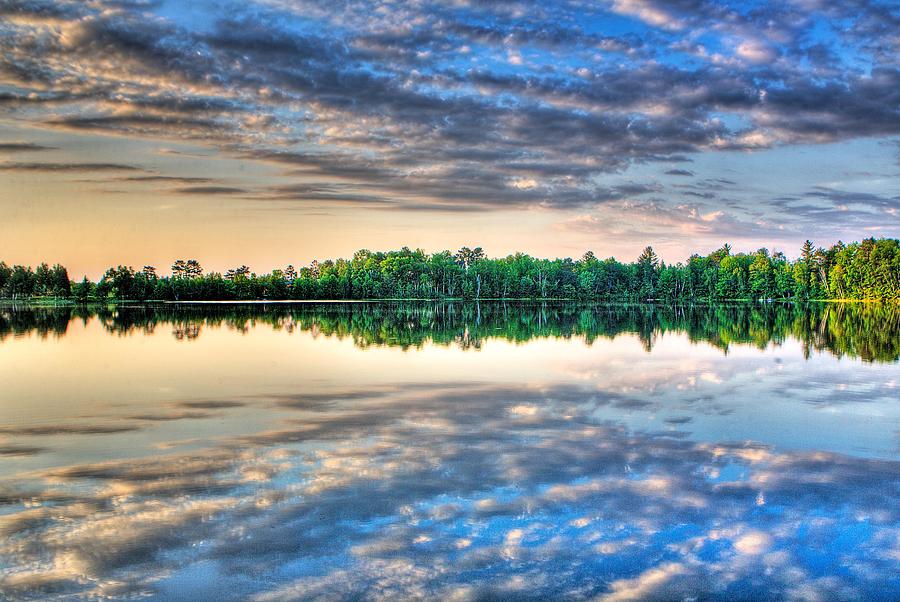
[{"left": 0, "top": 0, "right": 897, "bottom": 276}]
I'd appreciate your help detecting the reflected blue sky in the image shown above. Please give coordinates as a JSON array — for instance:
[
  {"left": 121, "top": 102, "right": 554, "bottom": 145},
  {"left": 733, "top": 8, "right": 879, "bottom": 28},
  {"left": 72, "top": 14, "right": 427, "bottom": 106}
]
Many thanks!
[{"left": 0, "top": 308, "right": 898, "bottom": 599}]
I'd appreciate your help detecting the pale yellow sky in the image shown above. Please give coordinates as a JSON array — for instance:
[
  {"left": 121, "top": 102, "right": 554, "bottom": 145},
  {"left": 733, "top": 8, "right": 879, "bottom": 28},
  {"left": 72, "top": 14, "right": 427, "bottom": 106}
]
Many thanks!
[
  {"left": 2, "top": 123, "right": 897, "bottom": 279},
  {"left": 0, "top": 126, "right": 724, "bottom": 278}
]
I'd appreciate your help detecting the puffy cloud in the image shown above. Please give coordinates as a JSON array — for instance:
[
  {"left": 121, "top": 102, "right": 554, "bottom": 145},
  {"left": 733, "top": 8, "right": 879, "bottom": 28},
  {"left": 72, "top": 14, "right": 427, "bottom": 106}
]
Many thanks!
[
  {"left": 601, "top": 563, "right": 689, "bottom": 601},
  {"left": 172, "top": 186, "right": 248, "bottom": 195},
  {"left": 0, "top": 0, "right": 895, "bottom": 213},
  {"left": 0, "top": 142, "right": 56, "bottom": 152},
  {"left": 0, "top": 162, "right": 143, "bottom": 172}
]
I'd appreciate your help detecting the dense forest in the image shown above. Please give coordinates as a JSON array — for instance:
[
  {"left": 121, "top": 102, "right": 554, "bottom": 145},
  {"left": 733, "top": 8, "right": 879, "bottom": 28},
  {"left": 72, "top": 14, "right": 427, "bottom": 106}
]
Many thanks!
[
  {"left": 1, "top": 238, "right": 898, "bottom": 302},
  {"left": 2, "top": 302, "right": 897, "bottom": 363}
]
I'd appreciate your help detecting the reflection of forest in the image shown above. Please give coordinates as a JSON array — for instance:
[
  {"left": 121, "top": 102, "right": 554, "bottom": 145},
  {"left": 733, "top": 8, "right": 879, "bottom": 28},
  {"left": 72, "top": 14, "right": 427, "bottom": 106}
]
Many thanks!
[{"left": 1, "top": 302, "right": 898, "bottom": 363}]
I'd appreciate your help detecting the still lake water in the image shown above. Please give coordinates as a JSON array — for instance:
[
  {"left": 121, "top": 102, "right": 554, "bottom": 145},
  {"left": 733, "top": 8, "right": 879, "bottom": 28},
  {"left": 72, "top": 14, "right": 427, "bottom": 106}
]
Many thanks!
[{"left": 0, "top": 302, "right": 898, "bottom": 600}]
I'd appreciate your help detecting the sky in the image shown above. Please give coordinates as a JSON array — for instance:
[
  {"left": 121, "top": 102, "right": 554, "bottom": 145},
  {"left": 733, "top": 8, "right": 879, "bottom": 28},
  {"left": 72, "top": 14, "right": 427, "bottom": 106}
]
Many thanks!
[{"left": 0, "top": 0, "right": 898, "bottom": 278}]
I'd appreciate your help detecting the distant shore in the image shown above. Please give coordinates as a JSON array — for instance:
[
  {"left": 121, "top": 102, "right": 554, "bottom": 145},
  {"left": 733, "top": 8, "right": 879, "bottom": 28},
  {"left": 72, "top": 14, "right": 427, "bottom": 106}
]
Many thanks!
[
  {"left": 2, "top": 297, "right": 895, "bottom": 306},
  {"left": 3, "top": 239, "right": 898, "bottom": 303}
]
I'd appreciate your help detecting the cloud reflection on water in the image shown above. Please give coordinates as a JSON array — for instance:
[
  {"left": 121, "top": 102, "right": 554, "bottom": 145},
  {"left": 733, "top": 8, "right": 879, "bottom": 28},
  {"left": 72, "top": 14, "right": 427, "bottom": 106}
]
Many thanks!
[{"left": 1, "top": 382, "right": 898, "bottom": 600}]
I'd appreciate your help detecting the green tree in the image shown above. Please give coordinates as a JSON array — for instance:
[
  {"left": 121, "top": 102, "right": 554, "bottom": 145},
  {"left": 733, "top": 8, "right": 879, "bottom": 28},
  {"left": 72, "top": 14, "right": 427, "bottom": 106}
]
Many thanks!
[
  {"left": 72, "top": 277, "right": 94, "bottom": 303},
  {"left": 636, "top": 246, "right": 659, "bottom": 300},
  {"left": 749, "top": 249, "right": 774, "bottom": 299}
]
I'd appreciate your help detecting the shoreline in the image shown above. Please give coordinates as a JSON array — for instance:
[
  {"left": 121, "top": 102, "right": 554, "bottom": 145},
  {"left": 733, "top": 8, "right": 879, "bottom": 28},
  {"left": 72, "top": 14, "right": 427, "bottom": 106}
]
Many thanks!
[{"left": 1, "top": 298, "right": 896, "bottom": 306}]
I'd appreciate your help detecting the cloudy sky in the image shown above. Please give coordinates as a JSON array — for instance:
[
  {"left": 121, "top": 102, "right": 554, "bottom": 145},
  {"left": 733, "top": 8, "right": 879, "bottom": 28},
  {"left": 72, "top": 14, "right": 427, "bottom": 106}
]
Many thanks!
[{"left": 1, "top": 0, "right": 898, "bottom": 277}]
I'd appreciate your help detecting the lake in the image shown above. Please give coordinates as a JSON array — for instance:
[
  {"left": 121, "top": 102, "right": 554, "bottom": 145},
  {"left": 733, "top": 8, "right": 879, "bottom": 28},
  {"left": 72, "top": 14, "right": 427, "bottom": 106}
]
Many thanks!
[{"left": 0, "top": 302, "right": 898, "bottom": 600}]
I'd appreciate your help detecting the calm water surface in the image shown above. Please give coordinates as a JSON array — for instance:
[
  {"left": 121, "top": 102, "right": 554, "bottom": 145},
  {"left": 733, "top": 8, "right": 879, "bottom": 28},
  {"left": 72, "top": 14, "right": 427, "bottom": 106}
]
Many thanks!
[{"left": 0, "top": 303, "right": 898, "bottom": 600}]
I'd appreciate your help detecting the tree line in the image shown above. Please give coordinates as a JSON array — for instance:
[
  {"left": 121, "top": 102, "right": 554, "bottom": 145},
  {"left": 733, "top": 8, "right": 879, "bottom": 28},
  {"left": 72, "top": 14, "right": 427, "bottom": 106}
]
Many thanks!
[
  {"left": 2, "top": 302, "right": 897, "bottom": 363},
  {"left": 1, "top": 238, "right": 898, "bottom": 302}
]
